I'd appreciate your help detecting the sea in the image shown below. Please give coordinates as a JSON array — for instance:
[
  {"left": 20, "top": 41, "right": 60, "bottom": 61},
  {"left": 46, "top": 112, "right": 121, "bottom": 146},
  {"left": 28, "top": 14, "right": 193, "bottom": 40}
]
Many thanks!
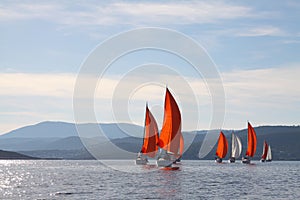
[{"left": 0, "top": 160, "right": 299, "bottom": 200}]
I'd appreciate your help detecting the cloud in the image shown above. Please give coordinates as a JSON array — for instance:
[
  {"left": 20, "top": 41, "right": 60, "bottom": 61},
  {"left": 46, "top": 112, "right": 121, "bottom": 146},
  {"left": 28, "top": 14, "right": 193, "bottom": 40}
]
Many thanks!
[
  {"left": 203, "top": 26, "right": 286, "bottom": 38},
  {"left": 221, "top": 65, "right": 300, "bottom": 128},
  {"left": 223, "top": 65, "right": 300, "bottom": 102},
  {"left": 0, "top": 73, "right": 75, "bottom": 97},
  {"left": 1, "top": 64, "right": 299, "bottom": 133},
  {"left": 0, "top": 1, "right": 253, "bottom": 26},
  {"left": 107, "top": 2, "right": 252, "bottom": 24},
  {"left": 0, "top": 3, "right": 60, "bottom": 21},
  {"left": 234, "top": 26, "right": 285, "bottom": 37}
]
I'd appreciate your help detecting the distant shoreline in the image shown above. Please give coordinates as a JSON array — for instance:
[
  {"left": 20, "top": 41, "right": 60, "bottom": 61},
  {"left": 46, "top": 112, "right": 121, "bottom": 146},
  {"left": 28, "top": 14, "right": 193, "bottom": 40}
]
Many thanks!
[
  {"left": 1, "top": 158, "right": 299, "bottom": 161},
  {"left": 1, "top": 122, "right": 299, "bottom": 160}
]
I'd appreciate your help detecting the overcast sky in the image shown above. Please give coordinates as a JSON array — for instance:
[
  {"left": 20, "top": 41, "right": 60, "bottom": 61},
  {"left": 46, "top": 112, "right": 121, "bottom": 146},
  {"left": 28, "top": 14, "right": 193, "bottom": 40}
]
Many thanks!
[{"left": 1, "top": 1, "right": 300, "bottom": 134}]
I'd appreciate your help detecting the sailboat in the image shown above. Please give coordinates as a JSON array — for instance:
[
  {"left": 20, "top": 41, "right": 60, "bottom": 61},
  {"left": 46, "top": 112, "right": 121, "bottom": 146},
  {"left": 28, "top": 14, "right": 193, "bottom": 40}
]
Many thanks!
[
  {"left": 261, "top": 141, "right": 272, "bottom": 162},
  {"left": 215, "top": 131, "right": 228, "bottom": 163},
  {"left": 228, "top": 133, "right": 242, "bottom": 163},
  {"left": 135, "top": 104, "right": 159, "bottom": 165},
  {"left": 241, "top": 122, "right": 257, "bottom": 164},
  {"left": 266, "top": 145, "right": 272, "bottom": 162},
  {"left": 260, "top": 140, "right": 268, "bottom": 162},
  {"left": 157, "top": 88, "right": 183, "bottom": 169}
]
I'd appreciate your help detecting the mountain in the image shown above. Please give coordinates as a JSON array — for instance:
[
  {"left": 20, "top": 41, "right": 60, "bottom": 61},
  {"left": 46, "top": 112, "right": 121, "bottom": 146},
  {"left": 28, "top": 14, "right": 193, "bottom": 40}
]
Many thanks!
[
  {"left": 0, "top": 121, "right": 143, "bottom": 152},
  {"left": 0, "top": 122, "right": 299, "bottom": 160},
  {"left": 183, "top": 125, "right": 300, "bottom": 160},
  {"left": 0, "top": 137, "right": 59, "bottom": 151},
  {"left": 0, "top": 150, "right": 38, "bottom": 159},
  {"left": 1, "top": 121, "right": 76, "bottom": 138},
  {"left": 234, "top": 125, "right": 300, "bottom": 160},
  {"left": 18, "top": 149, "right": 94, "bottom": 160},
  {"left": 0, "top": 121, "right": 143, "bottom": 139}
]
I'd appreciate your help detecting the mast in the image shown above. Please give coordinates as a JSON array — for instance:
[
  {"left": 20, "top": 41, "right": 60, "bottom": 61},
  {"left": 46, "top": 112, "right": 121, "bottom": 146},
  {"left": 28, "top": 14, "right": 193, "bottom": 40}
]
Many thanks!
[{"left": 140, "top": 103, "right": 148, "bottom": 153}]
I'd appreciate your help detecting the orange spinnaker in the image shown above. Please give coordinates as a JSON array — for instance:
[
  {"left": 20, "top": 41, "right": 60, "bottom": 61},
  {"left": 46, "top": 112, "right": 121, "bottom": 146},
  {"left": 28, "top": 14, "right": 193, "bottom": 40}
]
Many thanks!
[
  {"left": 158, "top": 88, "right": 182, "bottom": 154},
  {"left": 216, "top": 131, "right": 228, "bottom": 159},
  {"left": 179, "top": 133, "right": 184, "bottom": 157},
  {"left": 141, "top": 105, "right": 159, "bottom": 158},
  {"left": 246, "top": 122, "right": 257, "bottom": 157}
]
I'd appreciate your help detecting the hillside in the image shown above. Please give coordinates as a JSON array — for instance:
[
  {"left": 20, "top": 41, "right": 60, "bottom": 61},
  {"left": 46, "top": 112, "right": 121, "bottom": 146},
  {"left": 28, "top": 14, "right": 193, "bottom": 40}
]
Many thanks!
[
  {"left": 184, "top": 126, "right": 300, "bottom": 160},
  {"left": 0, "top": 121, "right": 143, "bottom": 139},
  {"left": 0, "top": 122, "right": 299, "bottom": 160},
  {"left": 0, "top": 150, "right": 38, "bottom": 159}
]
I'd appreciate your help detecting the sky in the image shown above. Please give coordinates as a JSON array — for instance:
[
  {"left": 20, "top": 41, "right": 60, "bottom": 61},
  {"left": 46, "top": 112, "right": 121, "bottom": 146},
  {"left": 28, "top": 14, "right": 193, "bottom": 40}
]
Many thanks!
[{"left": 1, "top": 0, "right": 300, "bottom": 134}]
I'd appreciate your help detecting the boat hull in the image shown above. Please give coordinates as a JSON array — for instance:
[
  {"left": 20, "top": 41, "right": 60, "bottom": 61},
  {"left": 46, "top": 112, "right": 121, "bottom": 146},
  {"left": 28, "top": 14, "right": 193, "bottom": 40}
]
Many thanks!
[
  {"left": 173, "top": 157, "right": 181, "bottom": 164},
  {"left": 228, "top": 157, "right": 236, "bottom": 163},
  {"left": 135, "top": 158, "right": 148, "bottom": 165},
  {"left": 156, "top": 158, "right": 173, "bottom": 167},
  {"left": 160, "top": 166, "right": 180, "bottom": 171},
  {"left": 173, "top": 161, "right": 182, "bottom": 165},
  {"left": 241, "top": 157, "right": 251, "bottom": 164},
  {"left": 215, "top": 157, "right": 223, "bottom": 163}
]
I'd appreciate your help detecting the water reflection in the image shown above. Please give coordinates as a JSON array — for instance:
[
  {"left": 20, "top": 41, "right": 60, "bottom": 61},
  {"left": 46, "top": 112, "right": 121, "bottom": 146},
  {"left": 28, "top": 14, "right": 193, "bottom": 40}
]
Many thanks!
[
  {"left": 0, "top": 160, "right": 299, "bottom": 199},
  {"left": 156, "top": 168, "right": 182, "bottom": 199}
]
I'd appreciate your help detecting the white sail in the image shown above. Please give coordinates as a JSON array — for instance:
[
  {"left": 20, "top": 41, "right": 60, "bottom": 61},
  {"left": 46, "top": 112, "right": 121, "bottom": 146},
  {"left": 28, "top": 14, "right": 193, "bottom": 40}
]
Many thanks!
[
  {"left": 231, "top": 133, "right": 242, "bottom": 158},
  {"left": 266, "top": 145, "right": 272, "bottom": 161}
]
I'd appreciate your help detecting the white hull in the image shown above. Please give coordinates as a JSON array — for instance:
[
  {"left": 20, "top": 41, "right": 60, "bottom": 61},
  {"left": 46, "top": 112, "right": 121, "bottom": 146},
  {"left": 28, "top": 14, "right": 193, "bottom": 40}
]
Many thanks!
[
  {"left": 241, "top": 157, "right": 251, "bottom": 164},
  {"left": 135, "top": 158, "right": 148, "bottom": 165},
  {"left": 135, "top": 153, "right": 148, "bottom": 165},
  {"left": 156, "top": 158, "right": 173, "bottom": 167}
]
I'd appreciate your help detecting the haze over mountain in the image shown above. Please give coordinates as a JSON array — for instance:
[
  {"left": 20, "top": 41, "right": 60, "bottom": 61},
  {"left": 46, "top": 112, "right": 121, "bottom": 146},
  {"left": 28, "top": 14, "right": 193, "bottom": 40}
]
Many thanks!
[
  {"left": 185, "top": 125, "right": 300, "bottom": 161},
  {"left": 1, "top": 121, "right": 143, "bottom": 139},
  {"left": 0, "top": 121, "right": 299, "bottom": 160}
]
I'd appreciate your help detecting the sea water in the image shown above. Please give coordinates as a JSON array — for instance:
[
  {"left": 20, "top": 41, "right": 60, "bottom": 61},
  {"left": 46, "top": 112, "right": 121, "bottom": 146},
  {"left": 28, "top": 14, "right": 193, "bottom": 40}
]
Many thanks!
[{"left": 0, "top": 160, "right": 299, "bottom": 199}]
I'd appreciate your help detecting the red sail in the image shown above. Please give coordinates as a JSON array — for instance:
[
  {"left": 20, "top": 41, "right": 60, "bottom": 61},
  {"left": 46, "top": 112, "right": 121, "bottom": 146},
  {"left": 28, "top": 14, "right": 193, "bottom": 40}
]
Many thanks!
[
  {"left": 158, "top": 88, "right": 182, "bottom": 154},
  {"left": 215, "top": 131, "right": 228, "bottom": 159},
  {"left": 141, "top": 105, "right": 159, "bottom": 158},
  {"left": 179, "top": 133, "right": 184, "bottom": 157},
  {"left": 246, "top": 122, "right": 257, "bottom": 157},
  {"left": 261, "top": 140, "right": 268, "bottom": 160}
]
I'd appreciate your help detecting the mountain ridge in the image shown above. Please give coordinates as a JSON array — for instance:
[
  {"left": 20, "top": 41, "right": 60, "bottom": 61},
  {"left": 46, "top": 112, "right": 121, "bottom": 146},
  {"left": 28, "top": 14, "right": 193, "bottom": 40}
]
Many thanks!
[
  {"left": 0, "top": 121, "right": 143, "bottom": 139},
  {"left": 0, "top": 121, "right": 299, "bottom": 160},
  {"left": 0, "top": 149, "right": 39, "bottom": 159},
  {"left": 3, "top": 121, "right": 298, "bottom": 138}
]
